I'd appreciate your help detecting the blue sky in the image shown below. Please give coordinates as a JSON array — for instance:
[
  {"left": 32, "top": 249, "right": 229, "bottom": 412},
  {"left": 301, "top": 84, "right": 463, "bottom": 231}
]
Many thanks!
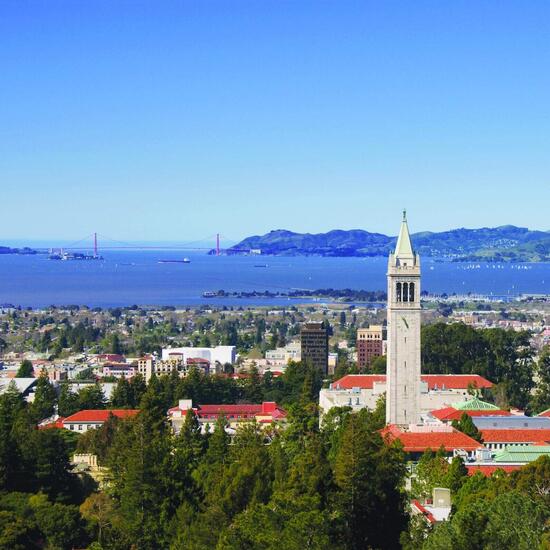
[{"left": 1, "top": 1, "right": 549, "bottom": 243}]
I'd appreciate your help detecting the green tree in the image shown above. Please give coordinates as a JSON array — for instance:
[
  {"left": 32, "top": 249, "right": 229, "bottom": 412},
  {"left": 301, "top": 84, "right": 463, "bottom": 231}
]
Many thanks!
[
  {"left": 333, "top": 410, "right": 407, "bottom": 550},
  {"left": 452, "top": 412, "right": 483, "bottom": 442},
  {"left": 30, "top": 374, "right": 57, "bottom": 421},
  {"left": 16, "top": 360, "right": 34, "bottom": 378},
  {"left": 111, "top": 376, "right": 133, "bottom": 408},
  {"left": 58, "top": 384, "right": 80, "bottom": 417},
  {"left": 78, "top": 384, "right": 106, "bottom": 410}
]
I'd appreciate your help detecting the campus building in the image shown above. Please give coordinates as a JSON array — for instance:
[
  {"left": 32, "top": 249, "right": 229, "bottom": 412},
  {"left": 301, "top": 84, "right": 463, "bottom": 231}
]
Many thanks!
[
  {"left": 356, "top": 325, "right": 385, "bottom": 369},
  {"left": 300, "top": 322, "right": 329, "bottom": 375}
]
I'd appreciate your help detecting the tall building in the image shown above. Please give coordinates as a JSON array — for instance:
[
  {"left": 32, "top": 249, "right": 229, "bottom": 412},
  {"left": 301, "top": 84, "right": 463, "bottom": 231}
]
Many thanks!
[
  {"left": 386, "top": 211, "right": 422, "bottom": 425},
  {"left": 356, "top": 325, "right": 386, "bottom": 369},
  {"left": 301, "top": 322, "right": 329, "bottom": 375}
]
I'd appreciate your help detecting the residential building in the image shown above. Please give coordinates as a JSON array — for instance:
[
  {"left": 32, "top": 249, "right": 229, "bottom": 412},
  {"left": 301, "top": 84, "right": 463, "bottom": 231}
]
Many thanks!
[
  {"left": 356, "top": 325, "right": 385, "bottom": 369},
  {"left": 62, "top": 409, "right": 139, "bottom": 433},
  {"left": 168, "top": 399, "right": 287, "bottom": 434},
  {"left": 301, "top": 322, "right": 328, "bottom": 375},
  {"left": 386, "top": 211, "right": 422, "bottom": 425}
]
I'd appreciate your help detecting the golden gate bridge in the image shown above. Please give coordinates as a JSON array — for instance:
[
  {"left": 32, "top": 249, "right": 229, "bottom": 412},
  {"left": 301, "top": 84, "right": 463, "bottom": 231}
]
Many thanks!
[{"left": 46, "top": 233, "right": 253, "bottom": 256}]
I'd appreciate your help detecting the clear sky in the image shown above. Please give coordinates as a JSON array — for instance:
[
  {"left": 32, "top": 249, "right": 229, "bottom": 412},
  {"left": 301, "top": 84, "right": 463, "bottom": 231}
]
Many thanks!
[{"left": 1, "top": 1, "right": 549, "bottom": 243}]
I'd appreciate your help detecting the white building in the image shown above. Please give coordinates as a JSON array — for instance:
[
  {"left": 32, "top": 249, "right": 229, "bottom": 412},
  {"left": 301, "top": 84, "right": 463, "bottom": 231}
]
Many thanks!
[
  {"left": 319, "top": 374, "right": 493, "bottom": 419},
  {"left": 265, "top": 342, "right": 301, "bottom": 366},
  {"left": 161, "top": 345, "right": 236, "bottom": 366}
]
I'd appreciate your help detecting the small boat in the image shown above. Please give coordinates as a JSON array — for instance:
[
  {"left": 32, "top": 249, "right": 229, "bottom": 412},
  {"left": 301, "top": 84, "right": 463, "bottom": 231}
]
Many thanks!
[
  {"left": 158, "top": 258, "right": 191, "bottom": 264},
  {"left": 254, "top": 264, "right": 268, "bottom": 268}
]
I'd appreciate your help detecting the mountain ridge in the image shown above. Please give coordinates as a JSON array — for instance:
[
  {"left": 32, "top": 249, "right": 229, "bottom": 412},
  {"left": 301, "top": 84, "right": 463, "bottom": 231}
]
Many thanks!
[{"left": 229, "top": 226, "right": 550, "bottom": 261}]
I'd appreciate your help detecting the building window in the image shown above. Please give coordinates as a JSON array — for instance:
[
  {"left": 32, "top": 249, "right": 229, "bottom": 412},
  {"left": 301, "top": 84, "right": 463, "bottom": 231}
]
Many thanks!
[
  {"left": 78, "top": 425, "right": 83, "bottom": 431},
  {"left": 396, "top": 282, "right": 402, "bottom": 302},
  {"left": 409, "top": 282, "right": 415, "bottom": 302},
  {"left": 402, "top": 282, "right": 409, "bottom": 302}
]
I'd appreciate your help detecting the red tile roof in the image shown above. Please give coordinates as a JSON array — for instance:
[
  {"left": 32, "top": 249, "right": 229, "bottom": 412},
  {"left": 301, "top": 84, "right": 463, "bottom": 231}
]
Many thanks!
[
  {"left": 537, "top": 408, "right": 550, "bottom": 418},
  {"left": 63, "top": 409, "right": 139, "bottom": 423},
  {"left": 333, "top": 374, "right": 493, "bottom": 390},
  {"left": 39, "top": 417, "right": 66, "bottom": 429},
  {"left": 480, "top": 429, "right": 550, "bottom": 444},
  {"left": 466, "top": 465, "right": 522, "bottom": 476},
  {"left": 411, "top": 500, "right": 436, "bottom": 524},
  {"left": 431, "top": 407, "right": 511, "bottom": 422},
  {"left": 382, "top": 425, "right": 482, "bottom": 452}
]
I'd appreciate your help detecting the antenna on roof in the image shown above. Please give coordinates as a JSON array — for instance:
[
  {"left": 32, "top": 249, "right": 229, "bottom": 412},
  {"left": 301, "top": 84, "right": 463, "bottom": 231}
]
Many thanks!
[{"left": 403, "top": 209, "right": 407, "bottom": 221}]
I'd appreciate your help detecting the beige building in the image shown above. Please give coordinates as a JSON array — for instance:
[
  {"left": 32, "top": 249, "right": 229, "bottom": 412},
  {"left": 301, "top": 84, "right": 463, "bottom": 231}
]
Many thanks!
[{"left": 137, "top": 356, "right": 183, "bottom": 381}]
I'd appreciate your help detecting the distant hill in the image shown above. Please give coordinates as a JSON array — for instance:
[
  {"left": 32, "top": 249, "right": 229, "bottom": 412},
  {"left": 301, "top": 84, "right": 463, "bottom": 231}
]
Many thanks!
[
  {"left": 229, "top": 226, "right": 550, "bottom": 261},
  {"left": 0, "top": 246, "right": 38, "bottom": 255}
]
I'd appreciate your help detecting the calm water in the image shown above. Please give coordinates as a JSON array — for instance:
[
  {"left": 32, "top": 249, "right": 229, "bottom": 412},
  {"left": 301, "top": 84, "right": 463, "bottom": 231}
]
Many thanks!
[{"left": 0, "top": 251, "right": 549, "bottom": 308}]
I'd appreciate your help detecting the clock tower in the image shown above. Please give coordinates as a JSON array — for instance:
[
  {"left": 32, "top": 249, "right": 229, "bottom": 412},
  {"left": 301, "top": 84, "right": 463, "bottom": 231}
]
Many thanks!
[{"left": 386, "top": 211, "right": 421, "bottom": 426}]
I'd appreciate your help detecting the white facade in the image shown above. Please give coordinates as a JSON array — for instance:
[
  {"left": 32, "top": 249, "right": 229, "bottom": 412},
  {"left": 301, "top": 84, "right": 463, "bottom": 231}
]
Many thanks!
[
  {"left": 265, "top": 342, "right": 301, "bottom": 364},
  {"left": 319, "top": 382, "right": 476, "bottom": 419},
  {"left": 386, "top": 211, "right": 422, "bottom": 425},
  {"left": 161, "top": 345, "right": 236, "bottom": 365}
]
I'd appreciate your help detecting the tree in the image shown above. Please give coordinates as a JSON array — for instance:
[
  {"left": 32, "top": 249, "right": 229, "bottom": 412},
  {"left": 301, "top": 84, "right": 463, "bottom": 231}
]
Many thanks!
[
  {"left": 530, "top": 346, "right": 550, "bottom": 413},
  {"left": 0, "top": 337, "right": 7, "bottom": 355},
  {"left": 110, "top": 377, "right": 133, "bottom": 408},
  {"left": 80, "top": 492, "right": 115, "bottom": 546},
  {"left": 244, "top": 365, "right": 264, "bottom": 403},
  {"left": 58, "top": 384, "right": 80, "bottom": 417},
  {"left": 333, "top": 411, "right": 407, "bottom": 550},
  {"left": 78, "top": 384, "right": 106, "bottom": 410},
  {"left": 16, "top": 360, "right": 34, "bottom": 378},
  {"left": 30, "top": 374, "right": 57, "bottom": 421},
  {"left": 452, "top": 412, "right": 483, "bottom": 442}
]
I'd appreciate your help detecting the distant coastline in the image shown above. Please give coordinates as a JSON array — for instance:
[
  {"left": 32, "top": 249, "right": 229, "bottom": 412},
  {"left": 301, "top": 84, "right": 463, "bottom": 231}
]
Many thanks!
[{"left": 229, "top": 225, "right": 550, "bottom": 262}]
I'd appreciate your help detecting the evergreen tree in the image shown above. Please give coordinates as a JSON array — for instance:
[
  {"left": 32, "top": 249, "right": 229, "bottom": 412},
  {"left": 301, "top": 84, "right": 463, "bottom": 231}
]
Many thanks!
[
  {"left": 452, "top": 412, "right": 483, "bottom": 442},
  {"left": 111, "top": 377, "right": 133, "bottom": 408},
  {"left": 78, "top": 384, "right": 106, "bottom": 410},
  {"left": 333, "top": 411, "right": 407, "bottom": 550},
  {"left": 30, "top": 374, "right": 57, "bottom": 421},
  {"left": 16, "top": 359, "right": 34, "bottom": 378},
  {"left": 58, "top": 384, "right": 80, "bottom": 417}
]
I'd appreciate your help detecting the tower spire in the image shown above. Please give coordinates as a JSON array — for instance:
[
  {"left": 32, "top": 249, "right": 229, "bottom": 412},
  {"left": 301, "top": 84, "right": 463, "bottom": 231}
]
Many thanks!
[{"left": 395, "top": 210, "right": 414, "bottom": 261}]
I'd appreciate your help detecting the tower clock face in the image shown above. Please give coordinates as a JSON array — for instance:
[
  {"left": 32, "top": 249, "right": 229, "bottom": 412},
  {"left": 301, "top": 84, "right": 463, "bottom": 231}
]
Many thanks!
[{"left": 400, "top": 316, "right": 409, "bottom": 330}]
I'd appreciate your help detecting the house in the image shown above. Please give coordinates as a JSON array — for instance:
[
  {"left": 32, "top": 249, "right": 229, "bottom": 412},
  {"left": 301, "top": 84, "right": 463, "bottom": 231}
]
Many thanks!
[
  {"left": 381, "top": 424, "right": 482, "bottom": 459},
  {"left": 62, "top": 409, "right": 139, "bottom": 433},
  {"left": 168, "top": 399, "right": 287, "bottom": 434},
  {"left": 319, "top": 374, "right": 493, "bottom": 418}
]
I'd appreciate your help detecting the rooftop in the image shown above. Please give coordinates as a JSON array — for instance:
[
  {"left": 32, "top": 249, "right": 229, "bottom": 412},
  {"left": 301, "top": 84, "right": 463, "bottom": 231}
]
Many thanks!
[
  {"left": 63, "top": 409, "right": 139, "bottom": 423},
  {"left": 382, "top": 424, "right": 482, "bottom": 452},
  {"left": 332, "top": 374, "right": 493, "bottom": 391},
  {"left": 480, "top": 429, "right": 550, "bottom": 444}
]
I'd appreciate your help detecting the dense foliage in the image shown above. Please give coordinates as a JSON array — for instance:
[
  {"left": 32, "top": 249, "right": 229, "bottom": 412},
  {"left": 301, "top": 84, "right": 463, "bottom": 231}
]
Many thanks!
[{"left": 421, "top": 323, "right": 536, "bottom": 409}]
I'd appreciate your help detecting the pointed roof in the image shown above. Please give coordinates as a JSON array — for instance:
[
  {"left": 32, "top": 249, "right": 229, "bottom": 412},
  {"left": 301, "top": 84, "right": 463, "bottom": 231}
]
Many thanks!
[
  {"left": 454, "top": 396, "right": 500, "bottom": 411},
  {"left": 395, "top": 210, "right": 415, "bottom": 260}
]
